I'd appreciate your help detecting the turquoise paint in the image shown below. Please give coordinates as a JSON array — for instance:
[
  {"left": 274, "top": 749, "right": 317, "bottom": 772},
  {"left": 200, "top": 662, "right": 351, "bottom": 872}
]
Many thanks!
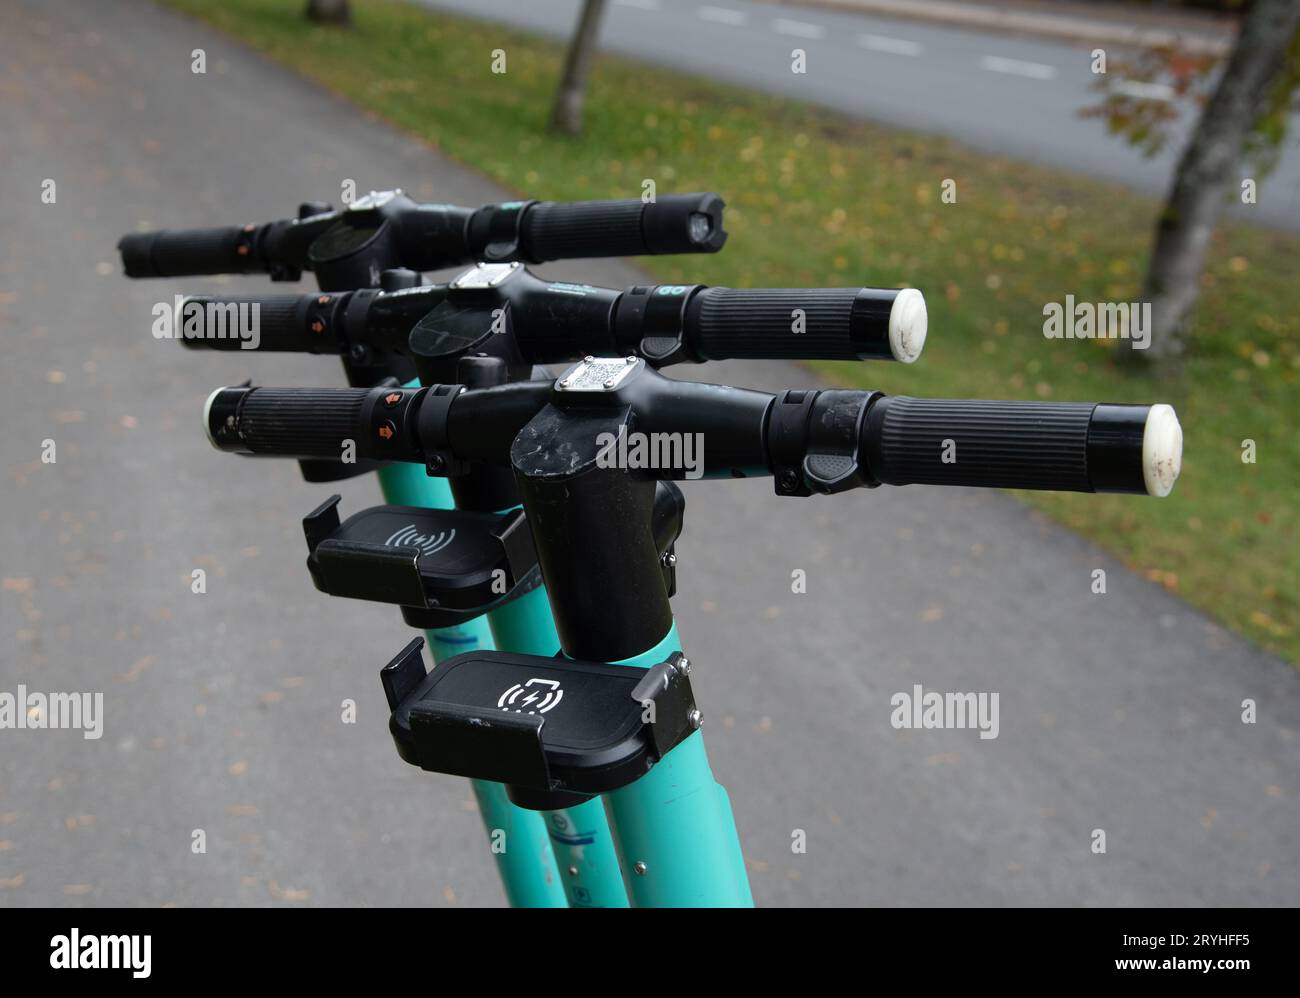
[
  {"left": 468, "top": 779, "right": 564, "bottom": 909},
  {"left": 487, "top": 566, "right": 630, "bottom": 907},
  {"left": 601, "top": 624, "right": 754, "bottom": 907},
  {"left": 375, "top": 446, "right": 567, "bottom": 908},
  {"left": 538, "top": 798, "right": 631, "bottom": 908},
  {"left": 373, "top": 388, "right": 624, "bottom": 906},
  {"left": 486, "top": 584, "right": 561, "bottom": 655}
]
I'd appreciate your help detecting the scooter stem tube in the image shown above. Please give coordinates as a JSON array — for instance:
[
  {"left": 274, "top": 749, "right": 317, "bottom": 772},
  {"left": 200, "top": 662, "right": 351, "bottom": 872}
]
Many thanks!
[
  {"left": 376, "top": 398, "right": 567, "bottom": 909},
  {"left": 603, "top": 624, "right": 753, "bottom": 907},
  {"left": 515, "top": 464, "right": 752, "bottom": 907},
  {"left": 487, "top": 585, "right": 631, "bottom": 908},
  {"left": 438, "top": 364, "right": 629, "bottom": 907}
]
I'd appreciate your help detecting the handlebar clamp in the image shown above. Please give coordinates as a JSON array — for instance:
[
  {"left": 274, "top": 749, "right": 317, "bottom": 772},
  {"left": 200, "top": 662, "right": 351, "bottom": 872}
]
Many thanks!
[
  {"left": 469, "top": 200, "right": 538, "bottom": 263},
  {"left": 768, "top": 389, "right": 881, "bottom": 496},
  {"left": 418, "top": 383, "right": 472, "bottom": 477}
]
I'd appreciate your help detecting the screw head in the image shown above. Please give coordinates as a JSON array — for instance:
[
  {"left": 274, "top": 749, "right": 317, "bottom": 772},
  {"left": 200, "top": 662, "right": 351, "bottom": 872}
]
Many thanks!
[
  {"left": 426, "top": 455, "right": 445, "bottom": 473},
  {"left": 568, "top": 866, "right": 579, "bottom": 877},
  {"left": 603, "top": 379, "right": 616, "bottom": 389},
  {"left": 626, "top": 355, "right": 638, "bottom": 364},
  {"left": 675, "top": 655, "right": 691, "bottom": 676},
  {"left": 634, "top": 861, "right": 648, "bottom": 876},
  {"left": 661, "top": 552, "right": 677, "bottom": 568},
  {"left": 688, "top": 708, "right": 703, "bottom": 730},
  {"left": 584, "top": 355, "right": 595, "bottom": 363}
]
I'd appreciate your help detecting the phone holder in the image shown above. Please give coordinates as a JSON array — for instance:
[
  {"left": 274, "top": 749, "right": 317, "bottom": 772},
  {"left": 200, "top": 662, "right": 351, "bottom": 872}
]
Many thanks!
[
  {"left": 302, "top": 496, "right": 541, "bottom": 628},
  {"left": 380, "top": 639, "right": 699, "bottom": 809}
]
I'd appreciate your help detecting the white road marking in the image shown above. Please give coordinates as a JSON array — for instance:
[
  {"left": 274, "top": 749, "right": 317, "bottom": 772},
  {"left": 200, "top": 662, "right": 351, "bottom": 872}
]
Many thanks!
[
  {"left": 772, "top": 17, "right": 825, "bottom": 39},
  {"left": 857, "top": 33, "right": 923, "bottom": 56},
  {"left": 979, "top": 55, "right": 1057, "bottom": 80},
  {"left": 697, "top": 5, "right": 747, "bottom": 25},
  {"left": 1114, "top": 79, "right": 1176, "bottom": 101}
]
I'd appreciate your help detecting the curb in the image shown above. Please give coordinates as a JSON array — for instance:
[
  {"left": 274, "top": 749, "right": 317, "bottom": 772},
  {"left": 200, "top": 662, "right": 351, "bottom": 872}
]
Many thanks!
[{"left": 771, "top": 0, "right": 1234, "bottom": 56}]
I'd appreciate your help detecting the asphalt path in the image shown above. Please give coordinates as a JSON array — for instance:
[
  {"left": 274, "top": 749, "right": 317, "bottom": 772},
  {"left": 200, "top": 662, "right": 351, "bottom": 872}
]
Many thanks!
[{"left": 0, "top": 0, "right": 1295, "bottom": 907}]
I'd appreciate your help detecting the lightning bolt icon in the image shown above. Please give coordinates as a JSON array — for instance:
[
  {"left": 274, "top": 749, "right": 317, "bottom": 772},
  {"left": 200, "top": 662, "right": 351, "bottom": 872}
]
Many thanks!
[{"left": 521, "top": 691, "right": 540, "bottom": 708}]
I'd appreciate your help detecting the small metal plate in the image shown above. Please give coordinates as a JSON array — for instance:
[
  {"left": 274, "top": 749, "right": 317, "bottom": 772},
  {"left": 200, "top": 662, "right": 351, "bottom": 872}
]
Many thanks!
[
  {"left": 555, "top": 357, "right": 639, "bottom": 392},
  {"left": 451, "top": 262, "right": 521, "bottom": 289}
]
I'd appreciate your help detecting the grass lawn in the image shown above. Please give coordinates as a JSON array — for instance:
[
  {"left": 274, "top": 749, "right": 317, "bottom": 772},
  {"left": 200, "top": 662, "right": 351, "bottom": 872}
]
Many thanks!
[{"left": 159, "top": 0, "right": 1298, "bottom": 663}]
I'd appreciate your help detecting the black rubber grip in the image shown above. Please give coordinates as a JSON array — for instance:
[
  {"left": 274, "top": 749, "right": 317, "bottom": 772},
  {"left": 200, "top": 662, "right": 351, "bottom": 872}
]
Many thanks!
[
  {"left": 178, "top": 295, "right": 330, "bottom": 352},
  {"left": 863, "top": 396, "right": 1097, "bottom": 492},
  {"left": 219, "top": 387, "right": 369, "bottom": 459},
  {"left": 686, "top": 287, "right": 904, "bottom": 361},
  {"left": 522, "top": 193, "right": 726, "bottom": 260},
  {"left": 524, "top": 199, "right": 646, "bottom": 258},
  {"left": 118, "top": 226, "right": 262, "bottom": 277}
]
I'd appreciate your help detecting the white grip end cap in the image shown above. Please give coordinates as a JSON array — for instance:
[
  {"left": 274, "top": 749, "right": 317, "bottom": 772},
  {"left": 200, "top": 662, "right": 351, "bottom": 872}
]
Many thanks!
[
  {"left": 889, "top": 288, "right": 927, "bottom": 364},
  {"left": 203, "top": 386, "right": 227, "bottom": 449},
  {"left": 1142, "top": 403, "right": 1182, "bottom": 497}
]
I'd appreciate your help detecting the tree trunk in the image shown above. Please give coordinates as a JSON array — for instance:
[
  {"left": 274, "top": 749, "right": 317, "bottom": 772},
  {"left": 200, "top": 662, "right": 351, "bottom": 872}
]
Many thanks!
[
  {"left": 550, "top": 0, "right": 608, "bottom": 136},
  {"left": 1138, "top": 0, "right": 1300, "bottom": 365},
  {"left": 305, "top": 0, "right": 350, "bottom": 26}
]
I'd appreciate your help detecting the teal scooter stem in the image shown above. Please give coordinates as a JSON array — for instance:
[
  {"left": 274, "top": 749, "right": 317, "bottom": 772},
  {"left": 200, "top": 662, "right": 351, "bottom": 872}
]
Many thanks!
[
  {"left": 375, "top": 457, "right": 568, "bottom": 908},
  {"left": 487, "top": 585, "right": 630, "bottom": 908},
  {"left": 514, "top": 458, "right": 754, "bottom": 907},
  {"left": 603, "top": 624, "right": 752, "bottom": 906},
  {"left": 380, "top": 395, "right": 629, "bottom": 908}
]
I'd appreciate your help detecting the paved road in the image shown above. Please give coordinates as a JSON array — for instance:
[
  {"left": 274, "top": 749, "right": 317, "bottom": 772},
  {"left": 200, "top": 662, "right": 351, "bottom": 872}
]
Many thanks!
[
  {"left": 418, "top": 0, "right": 1300, "bottom": 231},
  {"left": 1, "top": 0, "right": 1296, "bottom": 907}
]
